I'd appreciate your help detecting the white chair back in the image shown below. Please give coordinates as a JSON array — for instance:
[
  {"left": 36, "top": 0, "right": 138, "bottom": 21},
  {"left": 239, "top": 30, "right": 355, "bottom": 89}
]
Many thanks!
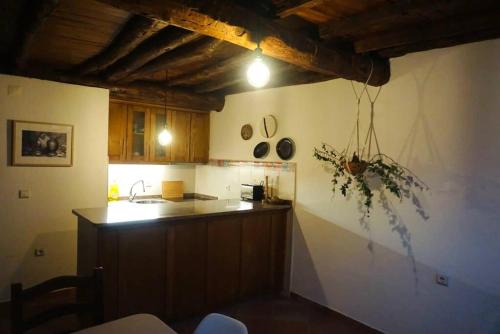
[{"left": 194, "top": 313, "right": 248, "bottom": 334}]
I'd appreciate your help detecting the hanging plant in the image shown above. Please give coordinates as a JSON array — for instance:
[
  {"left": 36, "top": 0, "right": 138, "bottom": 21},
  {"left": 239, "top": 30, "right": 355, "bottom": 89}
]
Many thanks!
[{"left": 314, "top": 66, "right": 427, "bottom": 212}]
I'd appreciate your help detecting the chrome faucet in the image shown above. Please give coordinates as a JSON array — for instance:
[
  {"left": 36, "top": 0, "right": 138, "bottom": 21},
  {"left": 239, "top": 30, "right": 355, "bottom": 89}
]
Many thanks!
[{"left": 129, "top": 180, "right": 145, "bottom": 202}]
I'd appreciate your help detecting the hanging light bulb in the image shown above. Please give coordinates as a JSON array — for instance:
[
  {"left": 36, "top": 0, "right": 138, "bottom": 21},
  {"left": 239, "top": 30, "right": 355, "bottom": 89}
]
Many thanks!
[
  {"left": 246, "top": 44, "right": 270, "bottom": 88},
  {"left": 159, "top": 71, "right": 173, "bottom": 146},
  {"left": 158, "top": 127, "right": 172, "bottom": 146}
]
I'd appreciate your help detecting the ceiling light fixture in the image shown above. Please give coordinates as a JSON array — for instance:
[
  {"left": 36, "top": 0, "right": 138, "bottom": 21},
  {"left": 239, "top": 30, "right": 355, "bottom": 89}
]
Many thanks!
[
  {"left": 158, "top": 71, "right": 173, "bottom": 146},
  {"left": 246, "top": 41, "right": 270, "bottom": 88}
]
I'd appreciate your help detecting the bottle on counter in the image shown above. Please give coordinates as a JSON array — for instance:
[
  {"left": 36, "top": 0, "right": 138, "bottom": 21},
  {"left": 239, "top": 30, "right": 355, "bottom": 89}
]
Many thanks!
[{"left": 108, "top": 180, "right": 120, "bottom": 201}]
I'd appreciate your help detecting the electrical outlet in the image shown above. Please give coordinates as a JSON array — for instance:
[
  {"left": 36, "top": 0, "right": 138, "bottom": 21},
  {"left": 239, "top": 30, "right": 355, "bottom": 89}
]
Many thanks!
[
  {"left": 436, "top": 273, "right": 449, "bottom": 287},
  {"left": 226, "top": 185, "right": 231, "bottom": 191},
  {"left": 34, "top": 249, "right": 45, "bottom": 257},
  {"left": 19, "top": 189, "right": 31, "bottom": 199}
]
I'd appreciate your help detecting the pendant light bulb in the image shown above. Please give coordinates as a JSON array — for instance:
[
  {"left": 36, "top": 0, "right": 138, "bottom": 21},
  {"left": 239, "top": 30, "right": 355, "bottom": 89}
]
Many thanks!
[
  {"left": 158, "top": 127, "right": 172, "bottom": 146},
  {"left": 246, "top": 47, "right": 270, "bottom": 88}
]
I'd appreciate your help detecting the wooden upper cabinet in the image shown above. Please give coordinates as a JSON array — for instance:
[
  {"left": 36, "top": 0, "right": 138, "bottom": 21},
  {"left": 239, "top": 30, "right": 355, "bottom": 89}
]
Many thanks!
[
  {"left": 149, "top": 107, "right": 172, "bottom": 162},
  {"left": 171, "top": 110, "right": 191, "bottom": 162},
  {"left": 189, "top": 112, "right": 210, "bottom": 163},
  {"left": 108, "top": 100, "right": 209, "bottom": 164},
  {"left": 126, "top": 105, "right": 150, "bottom": 162},
  {"left": 108, "top": 102, "right": 127, "bottom": 161}
]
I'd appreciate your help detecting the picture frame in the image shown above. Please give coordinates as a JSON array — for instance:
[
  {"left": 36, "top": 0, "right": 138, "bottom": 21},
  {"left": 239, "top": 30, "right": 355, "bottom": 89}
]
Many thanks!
[{"left": 12, "top": 120, "right": 74, "bottom": 167}]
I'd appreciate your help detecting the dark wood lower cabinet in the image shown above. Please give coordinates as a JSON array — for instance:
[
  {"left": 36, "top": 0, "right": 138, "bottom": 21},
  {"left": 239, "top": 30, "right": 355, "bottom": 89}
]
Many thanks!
[
  {"left": 77, "top": 209, "right": 289, "bottom": 322},
  {"left": 168, "top": 221, "right": 207, "bottom": 319},
  {"left": 206, "top": 216, "right": 241, "bottom": 309},
  {"left": 240, "top": 213, "right": 272, "bottom": 298}
]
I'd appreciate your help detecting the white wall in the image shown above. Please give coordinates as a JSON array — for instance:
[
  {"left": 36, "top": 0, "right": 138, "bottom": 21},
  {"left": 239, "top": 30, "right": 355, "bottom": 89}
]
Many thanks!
[
  {"left": 210, "top": 39, "right": 500, "bottom": 333},
  {"left": 108, "top": 164, "right": 196, "bottom": 197},
  {"left": 0, "top": 75, "right": 108, "bottom": 301}
]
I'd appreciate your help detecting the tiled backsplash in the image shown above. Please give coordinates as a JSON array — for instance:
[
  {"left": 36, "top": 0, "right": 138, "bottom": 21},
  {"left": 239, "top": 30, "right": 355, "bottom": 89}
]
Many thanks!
[
  {"left": 195, "top": 159, "right": 296, "bottom": 201},
  {"left": 108, "top": 164, "right": 196, "bottom": 197}
]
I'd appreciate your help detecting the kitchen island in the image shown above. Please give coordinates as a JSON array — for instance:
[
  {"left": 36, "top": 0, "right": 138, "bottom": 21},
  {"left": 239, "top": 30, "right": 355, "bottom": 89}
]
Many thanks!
[{"left": 74, "top": 199, "right": 291, "bottom": 322}]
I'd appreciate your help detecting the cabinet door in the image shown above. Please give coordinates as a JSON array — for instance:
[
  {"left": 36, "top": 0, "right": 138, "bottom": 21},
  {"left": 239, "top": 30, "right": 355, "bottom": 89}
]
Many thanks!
[
  {"left": 168, "top": 221, "right": 207, "bottom": 319},
  {"left": 240, "top": 213, "right": 272, "bottom": 298},
  {"left": 206, "top": 216, "right": 241, "bottom": 309},
  {"left": 108, "top": 102, "right": 127, "bottom": 161},
  {"left": 149, "top": 107, "right": 172, "bottom": 162},
  {"left": 126, "top": 105, "right": 150, "bottom": 161},
  {"left": 189, "top": 112, "right": 210, "bottom": 163},
  {"left": 170, "top": 110, "right": 191, "bottom": 162},
  {"left": 117, "top": 225, "right": 166, "bottom": 318},
  {"left": 270, "top": 212, "right": 287, "bottom": 293}
]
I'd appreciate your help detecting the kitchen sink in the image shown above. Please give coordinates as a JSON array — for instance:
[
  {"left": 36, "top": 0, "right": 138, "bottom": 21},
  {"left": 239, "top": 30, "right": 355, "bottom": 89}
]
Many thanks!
[{"left": 134, "top": 199, "right": 166, "bottom": 204}]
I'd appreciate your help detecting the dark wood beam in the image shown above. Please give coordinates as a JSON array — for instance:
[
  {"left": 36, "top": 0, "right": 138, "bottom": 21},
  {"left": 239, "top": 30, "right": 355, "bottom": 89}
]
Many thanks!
[
  {"left": 276, "top": 0, "right": 327, "bottom": 18},
  {"left": 21, "top": 70, "right": 224, "bottom": 111},
  {"left": 96, "top": 0, "right": 389, "bottom": 86},
  {"left": 74, "top": 16, "right": 167, "bottom": 75},
  {"left": 354, "top": 12, "right": 500, "bottom": 53},
  {"left": 221, "top": 70, "right": 335, "bottom": 95},
  {"left": 320, "top": 0, "right": 499, "bottom": 40},
  {"left": 123, "top": 38, "right": 224, "bottom": 83},
  {"left": 105, "top": 28, "right": 201, "bottom": 81},
  {"left": 195, "top": 61, "right": 293, "bottom": 94},
  {"left": 377, "top": 28, "right": 500, "bottom": 58},
  {"left": 168, "top": 51, "right": 251, "bottom": 87},
  {"left": 13, "top": 0, "right": 59, "bottom": 69}
]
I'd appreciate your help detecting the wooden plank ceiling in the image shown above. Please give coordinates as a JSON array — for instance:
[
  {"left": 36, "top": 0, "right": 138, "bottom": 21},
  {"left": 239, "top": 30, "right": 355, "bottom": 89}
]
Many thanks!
[{"left": 1, "top": 0, "right": 498, "bottom": 111}]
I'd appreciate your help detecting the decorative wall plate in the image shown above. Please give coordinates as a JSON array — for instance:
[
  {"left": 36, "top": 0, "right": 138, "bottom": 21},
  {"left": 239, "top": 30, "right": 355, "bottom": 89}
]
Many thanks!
[
  {"left": 253, "top": 142, "right": 270, "bottom": 159},
  {"left": 259, "top": 115, "right": 277, "bottom": 138},
  {"left": 241, "top": 124, "right": 253, "bottom": 140},
  {"left": 276, "top": 137, "right": 295, "bottom": 160}
]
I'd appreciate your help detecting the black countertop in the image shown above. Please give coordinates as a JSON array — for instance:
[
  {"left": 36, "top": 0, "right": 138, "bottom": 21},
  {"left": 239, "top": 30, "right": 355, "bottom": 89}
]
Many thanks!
[{"left": 72, "top": 199, "right": 290, "bottom": 227}]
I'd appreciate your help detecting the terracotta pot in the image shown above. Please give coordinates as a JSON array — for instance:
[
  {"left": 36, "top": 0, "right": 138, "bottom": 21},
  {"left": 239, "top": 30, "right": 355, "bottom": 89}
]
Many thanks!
[{"left": 346, "top": 160, "right": 368, "bottom": 175}]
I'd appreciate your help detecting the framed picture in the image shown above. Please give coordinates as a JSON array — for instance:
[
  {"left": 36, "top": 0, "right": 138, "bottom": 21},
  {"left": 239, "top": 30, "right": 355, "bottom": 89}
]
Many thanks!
[{"left": 12, "top": 120, "right": 74, "bottom": 167}]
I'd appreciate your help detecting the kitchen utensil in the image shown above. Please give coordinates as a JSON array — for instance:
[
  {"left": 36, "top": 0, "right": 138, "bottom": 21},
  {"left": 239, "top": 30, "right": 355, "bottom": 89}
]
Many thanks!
[
  {"left": 276, "top": 137, "right": 295, "bottom": 160},
  {"left": 259, "top": 115, "right": 277, "bottom": 138},
  {"left": 241, "top": 124, "right": 253, "bottom": 140},
  {"left": 253, "top": 142, "right": 270, "bottom": 159},
  {"left": 162, "top": 181, "right": 184, "bottom": 199}
]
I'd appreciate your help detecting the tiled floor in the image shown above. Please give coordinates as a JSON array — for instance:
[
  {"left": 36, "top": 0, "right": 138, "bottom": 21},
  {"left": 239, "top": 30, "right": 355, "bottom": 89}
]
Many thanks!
[
  {"left": 0, "top": 295, "right": 379, "bottom": 334},
  {"left": 170, "top": 296, "right": 380, "bottom": 334}
]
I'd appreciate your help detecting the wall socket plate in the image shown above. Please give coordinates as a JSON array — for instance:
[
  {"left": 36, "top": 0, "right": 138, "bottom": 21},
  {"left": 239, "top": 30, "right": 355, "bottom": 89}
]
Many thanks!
[
  {"left": 19, "top": 189, "right": 31, "bottom": 199},
  {"left": 436, "top": 273, "right": 449, "bottom": 287},
  {"left": 34, "top": 249, "right": 45, "bottom": 257}
]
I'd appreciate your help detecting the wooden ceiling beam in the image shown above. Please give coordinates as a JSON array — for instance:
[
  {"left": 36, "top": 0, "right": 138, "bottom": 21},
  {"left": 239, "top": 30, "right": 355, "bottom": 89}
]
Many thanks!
[
  {"left": 168, "top": 52, "right": 252, "bottom": 87},
  {"left": 320, "top": 0, "right": 499, "bottom": 40},
  {"left": 74, "top": 16, "right": 167, "bottom": 75},
  {"left": 221, "top": 70, "right": 335, "bottom": 95},
  {"left": 354, "top": 12, "right": 500, "bottom": 53},
  {"left": 21, "top": 70, "right": 224, "bottom": 111},
  {"left": 377, "top": 28, "right": 500, "bottom": 58},
  {"left": 123, "top": 38, "right": 224, "bottom": 83},
  {"left": 105, "top": 28, "right": 201, "bottom": 81},
  {"left": 195, "top": 61, "right": 293, "bottom": 94},
  {"left": 276, "top": 0, "right": 328, "bottom": 18},
  {"left": 13, "top": 0, "right": 59, "bottom": 69},
  {"left": 96, "top": 0, "right": 389, "bottom": 86}
]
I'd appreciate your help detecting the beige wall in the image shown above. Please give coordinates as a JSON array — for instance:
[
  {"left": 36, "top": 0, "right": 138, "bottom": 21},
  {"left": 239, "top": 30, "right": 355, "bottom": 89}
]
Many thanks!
[
  {"left": 210, "top": 39, "right": 500, "bottom": 333},
  {"left": 0, "top": 75, "right": 108, "bottom": 301}
]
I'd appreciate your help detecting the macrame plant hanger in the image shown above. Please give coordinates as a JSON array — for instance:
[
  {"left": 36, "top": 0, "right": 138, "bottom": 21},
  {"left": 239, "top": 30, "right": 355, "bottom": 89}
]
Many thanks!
[
  {"left": 361, "top": 85, "right": 383, "bottom": 162},
  {"left": 344, "top": 60, "right": 374, "bottom": 164}
]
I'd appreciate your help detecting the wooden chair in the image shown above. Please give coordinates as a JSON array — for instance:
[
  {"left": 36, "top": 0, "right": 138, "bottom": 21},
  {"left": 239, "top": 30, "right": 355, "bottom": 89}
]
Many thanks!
[{"left": 10, "top": 268, "right": 103, "bottom": 334}]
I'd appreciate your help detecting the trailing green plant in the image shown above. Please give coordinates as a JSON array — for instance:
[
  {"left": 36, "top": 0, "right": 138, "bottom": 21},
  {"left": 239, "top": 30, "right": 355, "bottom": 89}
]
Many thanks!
[{"left": 313, "top": 143, "right": 427, "bottom": 212}]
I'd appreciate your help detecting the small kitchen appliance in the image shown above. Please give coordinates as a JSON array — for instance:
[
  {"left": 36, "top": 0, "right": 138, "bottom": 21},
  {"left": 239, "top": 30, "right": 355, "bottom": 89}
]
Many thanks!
[{"left": 241, "top": 184, "right": 265, "bottom": 201}]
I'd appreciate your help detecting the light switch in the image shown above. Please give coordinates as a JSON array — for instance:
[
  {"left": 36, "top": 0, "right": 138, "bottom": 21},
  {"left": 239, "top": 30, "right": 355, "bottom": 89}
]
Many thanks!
[
  {"left": 19, "top": 190, "right": 31, "bottom": 199},
  {"left": 8, "top": 85, "right": 23, "bottom": 96}
]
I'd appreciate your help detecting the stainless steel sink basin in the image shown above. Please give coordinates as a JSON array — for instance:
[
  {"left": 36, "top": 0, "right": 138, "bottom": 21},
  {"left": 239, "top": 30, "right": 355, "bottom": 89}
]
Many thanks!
[{"left": 134, "top": 199, "right": 166, "bottom": 204}]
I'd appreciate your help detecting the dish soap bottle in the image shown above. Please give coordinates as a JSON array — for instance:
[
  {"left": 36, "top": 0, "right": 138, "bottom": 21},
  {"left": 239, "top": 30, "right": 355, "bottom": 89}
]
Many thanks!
[{"left": 108, "top": 180, "right": 120, "bottom": 201}]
